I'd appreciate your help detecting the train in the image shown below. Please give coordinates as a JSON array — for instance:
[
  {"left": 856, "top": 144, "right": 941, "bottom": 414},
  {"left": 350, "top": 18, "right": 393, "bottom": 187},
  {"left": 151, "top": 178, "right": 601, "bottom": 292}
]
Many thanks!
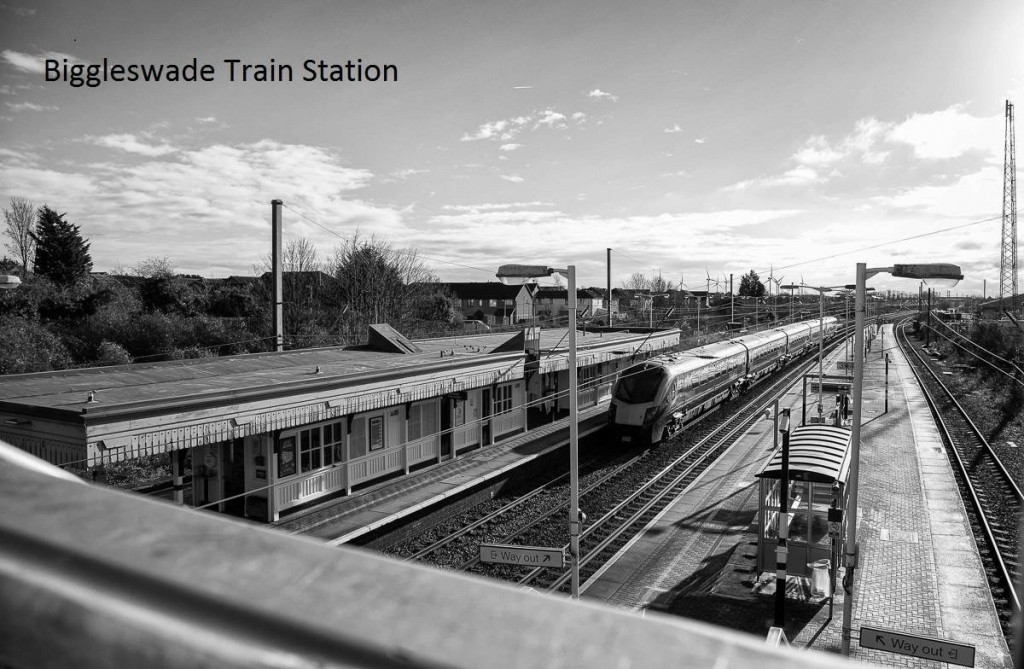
[{"left": 609, "top": 317, "right": 839, "bottom": 445}]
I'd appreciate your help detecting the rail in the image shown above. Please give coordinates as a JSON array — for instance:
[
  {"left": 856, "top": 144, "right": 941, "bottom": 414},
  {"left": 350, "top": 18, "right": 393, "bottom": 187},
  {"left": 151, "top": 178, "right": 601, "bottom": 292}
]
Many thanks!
[{"left": 0, "top": 440, "right": 871, "bottom": 669}]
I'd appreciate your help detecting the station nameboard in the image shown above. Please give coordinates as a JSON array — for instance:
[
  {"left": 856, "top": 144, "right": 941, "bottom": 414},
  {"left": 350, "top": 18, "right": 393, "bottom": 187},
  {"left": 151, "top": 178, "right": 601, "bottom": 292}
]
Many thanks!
[
  {"left": 479, "top": 544, "right": 564, "bottom": 569},
  {"left": 859, "top": 626, "right": 975, "bottom": 667}
]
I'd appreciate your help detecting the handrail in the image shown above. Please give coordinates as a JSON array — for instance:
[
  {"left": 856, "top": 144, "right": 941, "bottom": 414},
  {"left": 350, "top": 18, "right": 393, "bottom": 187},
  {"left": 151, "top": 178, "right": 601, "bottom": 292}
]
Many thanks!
[{"left": 0, "top": 442, "right": 868, "bottom": 669}]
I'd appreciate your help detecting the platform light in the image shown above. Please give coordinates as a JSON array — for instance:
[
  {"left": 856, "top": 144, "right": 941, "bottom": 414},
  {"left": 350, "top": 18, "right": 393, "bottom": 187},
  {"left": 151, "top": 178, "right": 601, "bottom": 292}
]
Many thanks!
[
  {"left": 840, "top": 261, "right": 962, "bottom": 656},
  {"left": 497, "top": 262, "right": 581, "bottom": 599}
]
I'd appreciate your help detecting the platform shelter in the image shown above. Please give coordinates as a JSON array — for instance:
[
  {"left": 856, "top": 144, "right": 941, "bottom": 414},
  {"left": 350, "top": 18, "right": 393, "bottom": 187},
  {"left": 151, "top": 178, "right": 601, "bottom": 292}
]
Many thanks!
[{"left": 755, "top": 425, "right": 852, "bottom": 578}]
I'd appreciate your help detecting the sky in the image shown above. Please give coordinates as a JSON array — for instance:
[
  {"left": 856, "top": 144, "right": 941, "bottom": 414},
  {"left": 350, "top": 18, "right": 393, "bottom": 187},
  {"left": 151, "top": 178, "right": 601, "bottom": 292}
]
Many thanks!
[{"left": 1, "top": 0, "right": 1023, "bottom": 296}]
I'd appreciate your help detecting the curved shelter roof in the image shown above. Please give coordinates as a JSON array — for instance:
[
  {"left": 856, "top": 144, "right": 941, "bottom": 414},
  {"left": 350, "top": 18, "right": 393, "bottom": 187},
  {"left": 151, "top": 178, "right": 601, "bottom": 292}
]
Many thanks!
[{"left": 756, "top": 424, "right": 853, "bottom": 484}]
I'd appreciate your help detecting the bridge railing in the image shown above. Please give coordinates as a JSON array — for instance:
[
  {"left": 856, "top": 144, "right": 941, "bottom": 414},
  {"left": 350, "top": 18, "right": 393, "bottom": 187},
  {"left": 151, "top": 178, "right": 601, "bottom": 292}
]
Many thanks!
[{"left": 0, "top": 440, "right": 872, "bottom": 669}]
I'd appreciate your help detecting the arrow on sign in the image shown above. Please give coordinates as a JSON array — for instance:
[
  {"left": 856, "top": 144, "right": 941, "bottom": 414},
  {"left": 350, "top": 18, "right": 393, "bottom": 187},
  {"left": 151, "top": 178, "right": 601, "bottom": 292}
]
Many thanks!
[{"left": 875, "top": 635, "right": 886, "bottom": 647}]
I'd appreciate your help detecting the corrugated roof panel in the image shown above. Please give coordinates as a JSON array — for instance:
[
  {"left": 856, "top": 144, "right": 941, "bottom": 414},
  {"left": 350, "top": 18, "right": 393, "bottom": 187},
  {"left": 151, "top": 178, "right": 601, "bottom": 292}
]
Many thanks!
[{"left": 756, "top": 425, "right": 853, "bottom": 483}]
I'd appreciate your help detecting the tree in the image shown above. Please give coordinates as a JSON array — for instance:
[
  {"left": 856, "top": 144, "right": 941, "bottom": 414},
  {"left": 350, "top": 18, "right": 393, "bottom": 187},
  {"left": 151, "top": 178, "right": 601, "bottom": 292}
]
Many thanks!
[
  {"left": 3, "top": 196, "right": 36, "bottom": 277},
  {"left": 31, "top": 206, "right": 92, "bottom": 287},
  {"left": 330, "top": 233, "right": 438, "bottom": 335},
  {"left": 254, "top": 237, "right": 323, "bottom": 274},
  {"left": 738, "top": 269, "right": 766, "bottom": 297}
]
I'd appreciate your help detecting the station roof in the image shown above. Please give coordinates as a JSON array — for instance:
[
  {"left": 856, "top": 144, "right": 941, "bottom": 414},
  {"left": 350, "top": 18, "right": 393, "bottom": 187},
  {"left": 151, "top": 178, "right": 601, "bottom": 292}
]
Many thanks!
[
  {"left": 756, "top": 425, "right": 853, "bottom": 484},
  {"left": 0, "top": 324, "right": 678, "bottom": 466}
]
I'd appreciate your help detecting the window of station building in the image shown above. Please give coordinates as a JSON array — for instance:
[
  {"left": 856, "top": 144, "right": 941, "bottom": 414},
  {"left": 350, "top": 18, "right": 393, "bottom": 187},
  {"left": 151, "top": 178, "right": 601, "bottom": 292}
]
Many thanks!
[
  {"left": 296, "top": 420, "right": 345, "bottom": 473},
  {"left": 408, "top": 401, "right": 438, "bottom": 441},
  {"left": 494, "top": 383, "right": 514, "bottom": 415}
]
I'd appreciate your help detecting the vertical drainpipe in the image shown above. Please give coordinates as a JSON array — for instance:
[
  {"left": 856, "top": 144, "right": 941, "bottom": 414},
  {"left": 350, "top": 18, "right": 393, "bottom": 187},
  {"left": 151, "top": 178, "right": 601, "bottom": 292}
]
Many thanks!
[{"left": 272, "top": 199, "right": 284, "bottom": 352}]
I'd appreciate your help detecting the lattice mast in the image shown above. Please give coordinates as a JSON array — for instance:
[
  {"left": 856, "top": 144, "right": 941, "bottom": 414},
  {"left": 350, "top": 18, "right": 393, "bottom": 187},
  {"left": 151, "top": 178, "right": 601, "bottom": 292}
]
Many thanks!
[{"left": 1000, "top": 99, "right": 1018, "bottom": 309}]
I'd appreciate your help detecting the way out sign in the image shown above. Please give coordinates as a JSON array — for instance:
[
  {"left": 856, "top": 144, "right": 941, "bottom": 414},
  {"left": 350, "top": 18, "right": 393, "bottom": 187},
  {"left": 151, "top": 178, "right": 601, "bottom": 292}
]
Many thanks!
[
  {"left": 859, "top": 626, "right": 975, "bottom": 667},
  {"left": 479, "top": 544, "right": 564, "bottom": 569}
]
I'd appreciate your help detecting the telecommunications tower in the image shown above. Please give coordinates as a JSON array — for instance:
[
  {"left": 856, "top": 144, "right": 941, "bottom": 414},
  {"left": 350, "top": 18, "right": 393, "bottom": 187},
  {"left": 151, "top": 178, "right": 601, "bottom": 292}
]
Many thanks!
[{"left": 1000, "top": 99, "right": 1018, "bottom": 311}]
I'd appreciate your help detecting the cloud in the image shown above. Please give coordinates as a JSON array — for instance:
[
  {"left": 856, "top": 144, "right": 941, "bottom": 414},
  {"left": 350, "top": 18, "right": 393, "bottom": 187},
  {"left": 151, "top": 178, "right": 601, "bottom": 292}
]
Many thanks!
[
  {"left": 587, "top": 89, "right": 619, "bottom": 102},
  {"left": 725, "top": 166, "right": 825, "bottom": 191},
  {"left": 874, "top": 165, "right": 1002, "bottom": 217},
  {"left": 534, "top": 109, "right": 566, "bottom": 129},
  {"left": 388, "top": 167, "right": 428, "bottom": 180},
  {"left": 1, "top": 5, "right": 37, "bottom": 16},
  {"left": 500, "top": 174, "right": 524, "bottom": 183},
  {"left": 499, "top": 143, "right": 522, "bottom": 152},
  {"left": 195, "top": 116, "right": 218, "bottom": 124},
  {"left": 461, "top": 109, "right": 584, "bottom": 143},
  {"left": 886, "top": 106, "right": 1001, "bottom": 160},
  {"left": 0, "top": 139, "right": 396, "bottom": 275},
  {"left": 5, "top": 101, "right": 58, "bottom": 112},
  {"left": 694, "top": 137, "right": 706, "bottom": 144},
  {"left": 2, "top": 49, "right": 83, "bottom": 74},
  {"left": 86, "top": 133, "right": 178, "bottom": 156},
  {"left": 664, "top": 124, "right": 683, "bottom": 133}
]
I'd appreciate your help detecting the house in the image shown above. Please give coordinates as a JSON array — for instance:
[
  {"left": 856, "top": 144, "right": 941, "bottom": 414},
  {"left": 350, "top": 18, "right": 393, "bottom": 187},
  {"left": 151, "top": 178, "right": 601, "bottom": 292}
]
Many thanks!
[
  {"left": 532, "top": 287, "right": 605, "bottom": 322},
  {"left": 437, "top": 282, "right": 534, "bottom": 326}
]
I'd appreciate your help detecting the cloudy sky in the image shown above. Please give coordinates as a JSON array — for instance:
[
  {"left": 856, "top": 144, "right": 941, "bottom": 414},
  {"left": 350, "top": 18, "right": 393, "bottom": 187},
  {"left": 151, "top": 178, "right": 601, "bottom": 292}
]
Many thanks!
[{"left": 1, "top": 1, "right": 1022, "bottom": 294}]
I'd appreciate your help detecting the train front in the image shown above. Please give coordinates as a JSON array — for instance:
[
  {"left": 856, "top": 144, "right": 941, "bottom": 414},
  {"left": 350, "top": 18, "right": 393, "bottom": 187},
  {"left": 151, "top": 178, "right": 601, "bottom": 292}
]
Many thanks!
[{"left": 608, "top": 362, "right": 670, "bottom": 445}]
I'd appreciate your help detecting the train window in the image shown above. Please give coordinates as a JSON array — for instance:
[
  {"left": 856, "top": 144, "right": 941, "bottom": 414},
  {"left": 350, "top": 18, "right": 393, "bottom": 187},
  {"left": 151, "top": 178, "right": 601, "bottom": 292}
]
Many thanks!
[{"left": 614, "top": 366, "right": 665, "bottom": 403}]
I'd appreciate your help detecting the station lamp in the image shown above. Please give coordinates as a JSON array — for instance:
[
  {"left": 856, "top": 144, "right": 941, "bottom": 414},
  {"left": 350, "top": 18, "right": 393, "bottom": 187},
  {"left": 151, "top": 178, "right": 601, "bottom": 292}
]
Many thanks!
[
  {"left": 497, "top": 263, "right": 581, "bottom": 599},
  {"left": 840, "top": 262, "right": 962, "bottom": 655}
]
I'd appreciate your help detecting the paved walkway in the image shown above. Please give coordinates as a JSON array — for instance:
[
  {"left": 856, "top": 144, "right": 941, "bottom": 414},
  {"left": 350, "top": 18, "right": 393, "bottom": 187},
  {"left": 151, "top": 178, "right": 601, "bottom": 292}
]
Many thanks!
[{"left": 584, "top": 325, "right": 1012, "bottom": 668}]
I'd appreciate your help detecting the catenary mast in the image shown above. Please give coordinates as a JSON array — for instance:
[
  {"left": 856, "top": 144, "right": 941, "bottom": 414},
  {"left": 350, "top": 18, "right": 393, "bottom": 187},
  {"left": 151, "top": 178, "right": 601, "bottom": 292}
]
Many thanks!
[{"left": 1000, "top": 99, "right": 1018, "bottom": 312}]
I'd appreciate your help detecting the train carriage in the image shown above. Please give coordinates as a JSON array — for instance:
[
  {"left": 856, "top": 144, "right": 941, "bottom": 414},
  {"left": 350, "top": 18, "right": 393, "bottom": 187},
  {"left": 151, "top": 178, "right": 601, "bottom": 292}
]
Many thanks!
[{"left": 609, "top": 317, "right": 836, "bottom": 445}]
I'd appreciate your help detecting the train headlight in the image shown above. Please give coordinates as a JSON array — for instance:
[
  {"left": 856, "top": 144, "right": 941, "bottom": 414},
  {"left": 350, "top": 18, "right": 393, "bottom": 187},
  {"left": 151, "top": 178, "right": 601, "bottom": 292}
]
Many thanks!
[{"left": 644, "top": 407, "right": 658, "bottom": 425}]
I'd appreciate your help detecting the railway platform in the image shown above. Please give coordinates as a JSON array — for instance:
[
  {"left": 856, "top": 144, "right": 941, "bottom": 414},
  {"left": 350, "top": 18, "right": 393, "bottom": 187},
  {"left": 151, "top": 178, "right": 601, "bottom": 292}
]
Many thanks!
[
  {"left": 583, "top": 324, "right": 1012, "bottom": 668},
  {"left": 273, "top": 404, "right": 610, "bottom": 543}
]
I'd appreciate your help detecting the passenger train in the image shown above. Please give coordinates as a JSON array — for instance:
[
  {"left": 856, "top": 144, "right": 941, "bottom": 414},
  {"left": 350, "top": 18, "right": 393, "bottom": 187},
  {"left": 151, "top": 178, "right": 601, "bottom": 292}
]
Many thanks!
[{"left": 609, "top": 317, "right": 839, "bottom": 444}]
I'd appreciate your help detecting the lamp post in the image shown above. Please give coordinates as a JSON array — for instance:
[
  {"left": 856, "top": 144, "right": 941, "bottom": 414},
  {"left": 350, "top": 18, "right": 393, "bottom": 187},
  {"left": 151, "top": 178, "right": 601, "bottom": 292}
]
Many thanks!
[
  {"left": 497, "top": 263, "right": 580, "bottom": 598},
  {"left": 774, "top": 408, "right": 791, "bottom": 628},
  {"left": 839, "top": 262, "right": 963, "bottom": 655}
]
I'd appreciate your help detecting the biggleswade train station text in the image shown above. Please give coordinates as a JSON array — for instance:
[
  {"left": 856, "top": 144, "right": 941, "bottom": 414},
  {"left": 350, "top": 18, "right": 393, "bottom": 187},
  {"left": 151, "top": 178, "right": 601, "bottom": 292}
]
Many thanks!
[{"left": 45, "top": 58, "right": 398, "bottom": 88}]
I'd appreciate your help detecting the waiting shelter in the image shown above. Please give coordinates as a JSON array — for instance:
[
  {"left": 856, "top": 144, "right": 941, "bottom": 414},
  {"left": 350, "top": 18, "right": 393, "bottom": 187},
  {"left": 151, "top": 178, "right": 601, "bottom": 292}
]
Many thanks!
[{"left": 755, "top": 424, "right": 852, "bottom": 578}]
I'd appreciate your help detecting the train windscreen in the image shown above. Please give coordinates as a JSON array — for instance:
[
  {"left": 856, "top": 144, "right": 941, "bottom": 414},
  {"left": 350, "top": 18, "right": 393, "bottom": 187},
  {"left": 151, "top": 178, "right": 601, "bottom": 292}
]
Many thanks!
[{"left": 614, "top": 366, "right": 666, "bottom": 403}]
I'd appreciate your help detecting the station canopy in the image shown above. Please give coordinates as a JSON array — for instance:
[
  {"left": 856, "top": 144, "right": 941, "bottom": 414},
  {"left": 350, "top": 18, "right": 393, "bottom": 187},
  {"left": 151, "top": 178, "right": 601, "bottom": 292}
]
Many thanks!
[{"left": 756, "top": 425, "right": 853, "bottom": 484}]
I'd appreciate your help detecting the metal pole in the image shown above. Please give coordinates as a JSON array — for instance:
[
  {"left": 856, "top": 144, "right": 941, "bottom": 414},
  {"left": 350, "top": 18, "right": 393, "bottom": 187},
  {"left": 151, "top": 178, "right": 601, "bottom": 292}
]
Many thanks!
[
  {"left": 926, "top": 288, "right": 932, "bottom": 347},
  {"left": 840, "top": 263, "right": 866, "bottom": 655},
  {"left": 884, "top": 353, "right": 890, "bottom": 413},
  {"left": 568, "top": 265, "right": 580, "bottom": 599},
  {"left": 271, "top": 199, "right": 284, "bottom": 352},
  {"left": 775, "top": 409, "right": 791, "bottom": 628},
  {"left": 606, "top": 248, "right": 611, "bottom": 324},
  {"left": 818, "top": 290, "right": 824, "bottom": 422}
]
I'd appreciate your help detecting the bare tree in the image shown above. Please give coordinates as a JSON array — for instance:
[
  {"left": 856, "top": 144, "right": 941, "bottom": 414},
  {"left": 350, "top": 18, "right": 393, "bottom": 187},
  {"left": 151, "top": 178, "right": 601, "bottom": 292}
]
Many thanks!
[
  {"left": 254, "top": 236, "right": 323, "bottom": 274},
  {"left": 130, "top": 256, "right": 176, "bottom": 278},
  {"left": 3, "top": 196, "right": 36, "bottom": 276},
  {"left": 622, "top": 272, "right": 651, "bottom": 291}
]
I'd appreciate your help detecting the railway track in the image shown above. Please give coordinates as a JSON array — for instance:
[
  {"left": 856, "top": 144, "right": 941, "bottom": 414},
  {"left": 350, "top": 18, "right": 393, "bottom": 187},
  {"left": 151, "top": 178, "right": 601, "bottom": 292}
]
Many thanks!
[
  {"left": 387, "top": 327, "right": 863, "bottom": 594},
  {"left": 896, "top": 319, "right": 1021, "bottom": 636}
]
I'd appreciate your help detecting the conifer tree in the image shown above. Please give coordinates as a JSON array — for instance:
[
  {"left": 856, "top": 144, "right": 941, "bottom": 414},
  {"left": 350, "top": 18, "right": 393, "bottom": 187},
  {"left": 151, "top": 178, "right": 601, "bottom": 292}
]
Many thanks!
[{"left": 31, "top": 206, "right": 93, "bottom": 286}]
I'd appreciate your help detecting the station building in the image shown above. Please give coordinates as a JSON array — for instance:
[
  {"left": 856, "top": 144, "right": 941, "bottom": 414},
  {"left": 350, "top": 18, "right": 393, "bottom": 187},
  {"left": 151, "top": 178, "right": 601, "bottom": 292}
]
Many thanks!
[{"left": 0, "top": 324, "right": 679, "bottom": 522}]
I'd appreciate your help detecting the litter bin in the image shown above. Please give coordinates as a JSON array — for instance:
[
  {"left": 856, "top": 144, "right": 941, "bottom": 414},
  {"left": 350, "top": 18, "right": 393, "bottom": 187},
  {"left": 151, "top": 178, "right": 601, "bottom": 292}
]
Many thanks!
[{"left": 811, "top": 559, "right": 831, "bottom": 597}]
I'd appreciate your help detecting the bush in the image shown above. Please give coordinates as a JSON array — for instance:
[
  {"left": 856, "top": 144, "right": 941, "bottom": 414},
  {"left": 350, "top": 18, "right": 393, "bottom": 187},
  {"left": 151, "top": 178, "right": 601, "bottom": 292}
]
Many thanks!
[{"left": 0, "top": 315, "right": 72, "bottom": 373}]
